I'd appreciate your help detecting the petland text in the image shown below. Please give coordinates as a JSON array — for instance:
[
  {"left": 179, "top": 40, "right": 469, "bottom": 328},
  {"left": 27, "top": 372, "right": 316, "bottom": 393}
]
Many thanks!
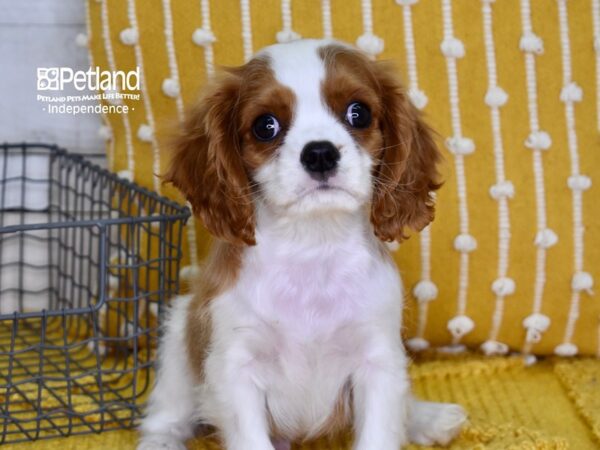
[{"left": 37, "top": 67, "right": 140, "bottom": 92}]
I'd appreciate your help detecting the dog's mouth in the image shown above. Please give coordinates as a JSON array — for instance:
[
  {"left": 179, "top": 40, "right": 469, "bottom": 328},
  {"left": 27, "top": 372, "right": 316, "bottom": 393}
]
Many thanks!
[
  {"left": 316, "top": 183, "right": 335, "bottom": 191},
  {"left": 293, "top": 183, "right": 360, "bottom": 207}
]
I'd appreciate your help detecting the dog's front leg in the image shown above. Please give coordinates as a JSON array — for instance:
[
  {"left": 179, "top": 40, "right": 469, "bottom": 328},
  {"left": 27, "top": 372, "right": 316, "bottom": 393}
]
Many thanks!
[
  {"left": 352, "top": 347, "right": 409, "bottom": 450},
  {"left": 204, "top": 352, "right": 274, "bottom": 450},
  {"left": 218, "top": 375, "right": 274, "bottom": 450}
]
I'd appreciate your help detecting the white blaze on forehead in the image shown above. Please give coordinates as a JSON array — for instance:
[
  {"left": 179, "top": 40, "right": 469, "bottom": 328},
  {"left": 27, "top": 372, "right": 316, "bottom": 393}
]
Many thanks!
[
  {"left": 259, "top": 39, "right": 327, "bottom": 102},
  {"left": 259, "top": 40, "right": 334, "bottom": 137}
]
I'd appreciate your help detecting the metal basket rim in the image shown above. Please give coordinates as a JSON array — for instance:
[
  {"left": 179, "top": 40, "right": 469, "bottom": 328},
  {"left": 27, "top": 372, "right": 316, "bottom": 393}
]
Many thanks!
[
  {"left": 0, "top": 142, "right": 191, "bottom": 222},
  {"left": 0, "top": 142, "right": 190, "bottom": 321}
]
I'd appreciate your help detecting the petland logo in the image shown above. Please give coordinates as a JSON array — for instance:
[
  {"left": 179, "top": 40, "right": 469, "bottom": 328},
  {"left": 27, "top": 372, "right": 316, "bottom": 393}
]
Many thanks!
[
  {"left": 37, "top": 67, "right": 140, "bottom": 91},
  {"left": 37, "top": 66, "right": 141, "bottom": 115}
]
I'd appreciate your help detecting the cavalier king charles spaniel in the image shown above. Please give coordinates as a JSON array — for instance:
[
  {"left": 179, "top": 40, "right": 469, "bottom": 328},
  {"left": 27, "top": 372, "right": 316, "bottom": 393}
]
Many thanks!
[{"left": 138, "top": 39, "right": 466, "bottom": 450}]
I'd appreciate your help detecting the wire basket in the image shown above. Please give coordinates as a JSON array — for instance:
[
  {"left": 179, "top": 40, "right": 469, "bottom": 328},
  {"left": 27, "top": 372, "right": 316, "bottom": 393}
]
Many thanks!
[{"left": 0, "top": 143, "right": 189, "bottom": 443}]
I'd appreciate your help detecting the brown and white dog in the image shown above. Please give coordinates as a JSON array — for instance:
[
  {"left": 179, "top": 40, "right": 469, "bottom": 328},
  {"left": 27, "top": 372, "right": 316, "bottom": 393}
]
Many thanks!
[{"left": 138, "top": 39, "right": 466, "bottom": 450}]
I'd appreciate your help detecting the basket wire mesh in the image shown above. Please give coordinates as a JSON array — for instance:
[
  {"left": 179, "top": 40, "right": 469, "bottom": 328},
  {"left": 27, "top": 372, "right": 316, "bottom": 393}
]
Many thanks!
[{"left": 0, "top": 143, "right": 189, "bottom": 443}]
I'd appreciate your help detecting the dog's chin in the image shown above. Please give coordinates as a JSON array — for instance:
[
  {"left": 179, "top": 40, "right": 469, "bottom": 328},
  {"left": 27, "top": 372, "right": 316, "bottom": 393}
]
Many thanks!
[{"left": 287, "top": 185, "right": 365, "bottom": 216}]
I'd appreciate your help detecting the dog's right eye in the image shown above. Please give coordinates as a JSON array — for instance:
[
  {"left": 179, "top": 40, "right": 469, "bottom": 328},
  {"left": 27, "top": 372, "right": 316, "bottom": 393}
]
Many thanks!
[
  {"left": 344, "top": 102, "right": 371, "bottom": 129},
  {"left": 252, "top": 114, "right": 281, "bottom": 141}
]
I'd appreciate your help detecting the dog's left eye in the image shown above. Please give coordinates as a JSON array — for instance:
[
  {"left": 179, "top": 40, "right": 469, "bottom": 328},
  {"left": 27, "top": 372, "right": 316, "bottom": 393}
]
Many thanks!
[
  {"left": 344, "top": 102, "right": 371, "bottom": 128},
  {"left": 252, "top": 114, "right": 281, "bottom": 141}
]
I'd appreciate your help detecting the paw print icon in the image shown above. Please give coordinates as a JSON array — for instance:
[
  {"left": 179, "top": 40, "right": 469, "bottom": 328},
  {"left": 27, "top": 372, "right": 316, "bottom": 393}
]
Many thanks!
[{"left": 37, "top": 68, "right": 60, "bottom": 90}]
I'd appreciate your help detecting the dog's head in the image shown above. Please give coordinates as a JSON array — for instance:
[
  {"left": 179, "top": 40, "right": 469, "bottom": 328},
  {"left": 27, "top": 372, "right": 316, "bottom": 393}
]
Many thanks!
[{"left": 165, "top": 39, "right": 441, "bottom": 246}]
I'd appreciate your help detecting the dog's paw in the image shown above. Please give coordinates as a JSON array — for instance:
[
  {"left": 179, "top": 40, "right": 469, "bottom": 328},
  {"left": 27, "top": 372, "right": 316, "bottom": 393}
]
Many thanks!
[
  {"left": 408, "top": 401, "right": 467, "bottom": 446},
  {"left": 137, "top": 434, "right": 188, "bottom": 450}
]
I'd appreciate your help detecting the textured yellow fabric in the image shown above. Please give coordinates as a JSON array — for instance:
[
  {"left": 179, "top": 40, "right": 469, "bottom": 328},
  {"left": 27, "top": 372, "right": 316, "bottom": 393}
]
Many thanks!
[
  {"left": 4, "top": 354, "right": 600, "bottom": 449},
  {"left": 87, "top": 0, "right": 600, "bottom": 355},
  {"left": 0, "top": 318, "right": 152, "bottom": 440}
]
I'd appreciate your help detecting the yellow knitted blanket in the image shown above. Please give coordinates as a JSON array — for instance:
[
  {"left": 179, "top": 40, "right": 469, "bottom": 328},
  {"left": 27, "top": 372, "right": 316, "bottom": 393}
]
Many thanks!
[{"left": 4, "top": 354, "right": 599, "bottom": 449}]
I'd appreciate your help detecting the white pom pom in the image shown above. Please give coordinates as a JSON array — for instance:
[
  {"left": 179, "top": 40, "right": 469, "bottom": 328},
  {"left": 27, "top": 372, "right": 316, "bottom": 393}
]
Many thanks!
[
  {"left": 445, "top": 136, "right": 475, "bottom": 155},
  {"left": 413, "top": 280, "right": 438, "bottom": 302},
  {"left": 108, "top": 274, "right": 119, "bottom": 290},
  {"left": 523, "top": 313, "right": 551, "bottom": 331},
  {"left": 481, "top": 340, "right": 509, "bottom": 356},
  {"left": 276, "top": 29, "right": 301, "bottom": 43},
  {"left": 440, "top": 37, "right": 465, "bottom": 58},
  {"left": 524, "top": 131, "right": 552, "bottom": 150},
  {"left": 523, "top": 354, "right": 537, "bottom": 366},
  {"left": 147, "top": 301, "right": 159, "bottom": 318},
  {"left": 567, "top": 174, "right": 591, "bottom": 191},
  {"left": 534, "top": 228, "right": 558, "bottom": 249},
  {"left": 560, "top": 82, "right": 583, "bottom": 103},
  {"left": 386, "top": 240, "right": 400, "bottom": 252},
  {"left": 489, "top": 181, "right": 515, "bottom": 199},
  {"left": 75, "top": 33, "right": 88, "bottom": 47},
  {"left": 192, "top": 28, "right": 216, "bottom": 46},
  {"left": 117, "top": 170, "right": 133, "bottom": 181},
  {"left": 447, "top": 315, "right": 475, "bottom": 339},
  {"left": 520, "top": 32, "right": 544, "bottom": 54},
  {"left": 162, "top": 78, "right": 180, "bottom": 98},
  {"left": 571, "top": 272, "right": 593, "bottom": 294},
  {"left": 356, "top": 33, "right": 384, "bottom": 56},
  {"left": 554, "top": 343, "right": 578, "bottom": 357},
  {"left": 595, "top": 36, "right": 600, "bottom": 52},
  {"left": 525, "top": 329, "right": 541, "bottom": 344},
  {"left": 110, "top": 249, "right": 129, "bottom": 264},
  {"left": 406, "top": 337, "right": 429, "bottom": 352},
  {"left": 408, "top": 88, "right": 428, "bottom": 110},
  {"left": 137, "top": 124, "right": 154, "bottom": 143},
  {"left": 180, "top": 265, "right": 200, "bottom": 281},
  {"left": 523, "top": 312, "right": 551, "bottom": 344},
  {"left": 453, "top": 234, "right": 477, "bottom": 253},
  {"left": 104, "top": 88, "right": 122, "bottom": 105},
  {"left": 491, "top": 277, "right": 516, "bottom": 296},
  {"left": 98, "top": 125, "right": 112, "bottom": 140},
  {"left": 396, "top": 0, "right": 418, "bottom": 4},
  {"left": 485, "top": 86, "right": 508, "bottom": 107},
  {"left": 120, "top": 27, "right": 138, "bottom": 46}
]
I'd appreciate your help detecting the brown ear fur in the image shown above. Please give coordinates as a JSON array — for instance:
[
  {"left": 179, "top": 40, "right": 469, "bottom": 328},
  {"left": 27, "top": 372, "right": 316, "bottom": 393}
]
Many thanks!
[
  {"left": 371, "top": 62, "right": 442, "bottom": 242},
  {"left": 163, "top": 73, "right": 256, "bottom": 246}
]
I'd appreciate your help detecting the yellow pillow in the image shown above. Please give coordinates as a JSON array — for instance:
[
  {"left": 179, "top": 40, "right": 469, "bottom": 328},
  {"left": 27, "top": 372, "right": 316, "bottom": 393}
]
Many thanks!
[{"left": 87, "top": 0, "right": 599, "bottom": 356}]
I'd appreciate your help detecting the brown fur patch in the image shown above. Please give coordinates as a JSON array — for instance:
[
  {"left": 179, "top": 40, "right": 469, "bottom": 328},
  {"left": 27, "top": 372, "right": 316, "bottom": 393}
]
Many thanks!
[
  {"left": 233, "top": 59, "right": 296, "bottom": 172},
  {"left": 319, "top": 45, "right": 384, "bottom": 155},
  {"left": 164, "top": 57, "right": 295, "bottom": 246},
  {"left": 320, "top": 44, "right": 442, "bottom": 242},
  {"left": 185, "top": 240, "right": 243, "bottom": 382}
]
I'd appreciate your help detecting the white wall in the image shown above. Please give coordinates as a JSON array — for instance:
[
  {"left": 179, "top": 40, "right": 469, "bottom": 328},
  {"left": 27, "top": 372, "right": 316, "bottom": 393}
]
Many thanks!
[
  {"left": 0, "top": 0, "right": 104, "bottom": 155},
  {"left": 0, "top": 1, "right": 107, "bottom": 314}
]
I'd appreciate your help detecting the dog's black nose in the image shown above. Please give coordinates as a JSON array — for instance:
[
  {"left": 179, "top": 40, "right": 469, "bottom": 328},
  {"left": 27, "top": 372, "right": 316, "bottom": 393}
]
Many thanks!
[{"left": 300, "top": 141, "right": 340, "bottom": 175}]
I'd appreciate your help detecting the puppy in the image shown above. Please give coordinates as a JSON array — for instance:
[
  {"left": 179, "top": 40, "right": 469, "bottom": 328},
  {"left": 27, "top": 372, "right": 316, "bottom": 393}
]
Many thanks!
[{"left": 138, "top": 39, "right": 466, "bottom": 450}]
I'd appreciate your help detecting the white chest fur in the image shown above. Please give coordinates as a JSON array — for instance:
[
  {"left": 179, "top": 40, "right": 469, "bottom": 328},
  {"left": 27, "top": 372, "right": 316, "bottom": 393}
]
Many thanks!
[{"left": 203, "top": 212, "right": 404, "bottom": 438}]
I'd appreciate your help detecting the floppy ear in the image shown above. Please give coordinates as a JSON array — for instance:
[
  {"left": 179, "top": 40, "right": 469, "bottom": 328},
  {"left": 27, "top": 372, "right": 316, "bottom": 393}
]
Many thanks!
[
  {"left": 163, "top": 73, "right": 256, "bottom": 245},
  {"left": 370, "top": 62, "right": 442, "bottom": 242}
]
